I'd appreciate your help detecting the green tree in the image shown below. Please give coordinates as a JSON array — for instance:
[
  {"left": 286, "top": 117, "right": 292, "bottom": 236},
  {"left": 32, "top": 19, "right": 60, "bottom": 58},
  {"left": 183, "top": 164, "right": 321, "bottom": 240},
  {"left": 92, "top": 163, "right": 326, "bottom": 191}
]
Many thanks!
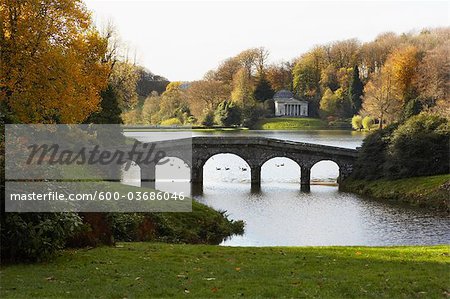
[
  {"left": 351, "top": 115, "right": 363, "bottom": 131},
  {"left": 292, "top": 47, "right": 325, "bottom": 117},
  {"left": 214, "top": 101, "right": 241, "bottom": 127},
  {"left": 86, "top": 84, "right": 123, "bottom": 124},
  {"left": 348, "top": 66, "right": 364, "bottom": 114},
  {"left": 385, "top": 113, "right": 449, "bottom": 179},
  {"left": 201, "top": 111, "right": 215, "bottom": 127},
  {"left": 253, "top": 75, "right": 274, "bottom": 102}
]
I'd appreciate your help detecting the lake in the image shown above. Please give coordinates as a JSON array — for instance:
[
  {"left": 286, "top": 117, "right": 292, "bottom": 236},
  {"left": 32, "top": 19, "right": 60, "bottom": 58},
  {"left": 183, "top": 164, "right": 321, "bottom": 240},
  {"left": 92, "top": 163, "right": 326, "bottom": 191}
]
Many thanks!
[{"left": 125, "top": 130, "right": 450, "bottom": 247}]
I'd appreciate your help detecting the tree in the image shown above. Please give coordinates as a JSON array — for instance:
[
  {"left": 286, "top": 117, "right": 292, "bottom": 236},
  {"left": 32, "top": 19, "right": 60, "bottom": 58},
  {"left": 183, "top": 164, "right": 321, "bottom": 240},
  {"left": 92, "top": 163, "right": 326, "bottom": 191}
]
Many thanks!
[
  {"left": 385, "top": 113, "right": 449, "bottom": 179},
  {"left": 351, "top": 115, "right": 363, "bottom": 131},
  {"left": 253, "top": 75, "right": 274, "bottom": 102},
  {"left": 327, "top": 39, "right": 360, "bottom": 69},
  {"left": 136, "top": 67, "right": 169, "bottom": 97},
  {"left": 109, "top": 62, "right": 140, "bottom": 110},
  {"left": 141, "top": 94, "right": 161, "bottom": 124},
  {"left": 213, "top": 57, "right": 242, "bottom": 85},
  {"left": 416, "top": 42, "right": 450, "bottom": 117},
  {"left": 86, "top": 84, "right": 123, "bottom": 124},
  {"left": 231, "top": 68, "right": 254, "bottom": 105},
  {"left": 385, "top": 46, "right": 420, "bottom": 104},
  {"left": 186, "top": 80, "right": 230, "bottom": 119},
  {"left": 214, "top": 101, "right": 241, "bottom": 127},
  {"left": 201, "top": 111, "right": 215, "bottom": 127},
  {"left": 266, "top": 62, "right": 293, "bottom": 91},
  {"left": 362, "top": 67, "right": 402, "bottom": 128},
  {"left": 362, "top": 116, "right": 374, "bottom": 130},
  {"left": 292, "top": 47, "right": 325, "bottom": 116},
  {"left": 0, "top": 0, "right": 109, "bottom": 123},
  {"left": 348, "top": 66, "right": 364, "bottom": 114}
]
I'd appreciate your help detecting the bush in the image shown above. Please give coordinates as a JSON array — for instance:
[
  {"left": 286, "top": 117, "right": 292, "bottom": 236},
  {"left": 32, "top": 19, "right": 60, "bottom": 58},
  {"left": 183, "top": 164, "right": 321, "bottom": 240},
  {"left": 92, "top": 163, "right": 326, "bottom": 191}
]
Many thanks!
[
  {"left": 108, "top": 213, "right": 145, "bottom": 242},
  {"left": 385, "top": 113, "right": 449, "bottom": 179},
  {"left": 263, "top": 99, "right": 275, "bottom": 116},
  {"left": 351, "top": 113, "right": 449, "bottom": 181},
  {"left": 351, "top": 124, "right": 398, "bottom": 180},
  {"left": 160, "top": 117, "right": 182, "bottom": 126},
  {"left": 362, "top": 116, "right": 374, "bottom": 130},
  {"left": 351, "top": 115, "right": 363, "bottom": 130},
  {"left": 214, "top": 101, "right": 241, "bottom": 127},
  {"left": 201, "top": 111, "right": 215, "bottom": 127},
  {"left": 1, "top": 213, "right": 84, "bottom": 262}
]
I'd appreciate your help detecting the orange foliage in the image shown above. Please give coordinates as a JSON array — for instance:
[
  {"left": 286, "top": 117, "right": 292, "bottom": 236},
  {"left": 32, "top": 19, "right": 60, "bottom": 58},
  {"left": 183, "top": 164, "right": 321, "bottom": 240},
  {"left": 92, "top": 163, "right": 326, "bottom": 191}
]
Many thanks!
[{"left": 0, "top": 0, "right": 109, "bottom": 123}]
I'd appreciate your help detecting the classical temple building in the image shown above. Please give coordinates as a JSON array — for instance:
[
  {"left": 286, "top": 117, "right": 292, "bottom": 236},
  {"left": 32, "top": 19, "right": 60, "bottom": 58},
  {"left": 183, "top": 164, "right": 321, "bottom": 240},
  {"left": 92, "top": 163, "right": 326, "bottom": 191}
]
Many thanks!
[{"left": 273, "top": 90, "right": 308, "bottom": 117}]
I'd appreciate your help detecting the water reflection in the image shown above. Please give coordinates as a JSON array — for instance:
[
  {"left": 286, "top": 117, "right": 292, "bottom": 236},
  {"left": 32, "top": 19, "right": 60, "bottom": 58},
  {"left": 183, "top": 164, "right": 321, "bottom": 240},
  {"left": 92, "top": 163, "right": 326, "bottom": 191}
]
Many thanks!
[
  {"left": 124, "top": 130, "right": 450, "bottom": 246},
  {"left": 196, "top": 183, "right": 450, "bottom": 246}
]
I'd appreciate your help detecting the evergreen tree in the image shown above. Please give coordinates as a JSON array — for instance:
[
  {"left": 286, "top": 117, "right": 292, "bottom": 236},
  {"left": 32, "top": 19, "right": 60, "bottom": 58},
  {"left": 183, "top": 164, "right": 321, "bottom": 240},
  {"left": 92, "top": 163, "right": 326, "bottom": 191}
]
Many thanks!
[
  {"left": 253, "top": 75, "right": 275, "bottom": 102},
  {"left": 87, "top": 84, "right": 123, "bottom": 124},
  {"left": 348, "top": 66, "right": 364, "bottom": 115}
]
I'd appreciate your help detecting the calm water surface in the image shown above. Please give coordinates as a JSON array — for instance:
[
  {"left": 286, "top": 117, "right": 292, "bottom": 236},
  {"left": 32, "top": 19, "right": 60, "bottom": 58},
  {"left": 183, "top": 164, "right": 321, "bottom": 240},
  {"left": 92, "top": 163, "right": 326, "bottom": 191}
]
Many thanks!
[{"left": 126, "top": 130, "right": 450, "bottom": 246}]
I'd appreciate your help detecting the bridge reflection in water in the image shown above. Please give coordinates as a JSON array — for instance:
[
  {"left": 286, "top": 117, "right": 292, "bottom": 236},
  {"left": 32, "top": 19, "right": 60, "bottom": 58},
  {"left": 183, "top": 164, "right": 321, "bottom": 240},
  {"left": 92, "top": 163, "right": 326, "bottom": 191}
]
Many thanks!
[{"left": 124, "top": 136, "right": 359, "bottom": 194}]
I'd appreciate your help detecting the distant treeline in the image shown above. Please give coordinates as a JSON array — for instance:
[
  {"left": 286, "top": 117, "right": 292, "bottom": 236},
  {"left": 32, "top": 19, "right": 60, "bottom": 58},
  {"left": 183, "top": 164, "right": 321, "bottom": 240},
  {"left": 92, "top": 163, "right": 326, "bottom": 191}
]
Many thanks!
[{"left": 123, "top": 28, "right": 449, "bottom": 128}]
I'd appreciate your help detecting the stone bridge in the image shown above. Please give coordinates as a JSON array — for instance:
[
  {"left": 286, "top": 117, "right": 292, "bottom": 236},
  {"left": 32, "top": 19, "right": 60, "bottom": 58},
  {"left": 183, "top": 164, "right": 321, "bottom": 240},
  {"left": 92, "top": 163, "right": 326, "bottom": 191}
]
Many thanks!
[{"left": 130, "top": 136, "right": 358, "bottom": 192}]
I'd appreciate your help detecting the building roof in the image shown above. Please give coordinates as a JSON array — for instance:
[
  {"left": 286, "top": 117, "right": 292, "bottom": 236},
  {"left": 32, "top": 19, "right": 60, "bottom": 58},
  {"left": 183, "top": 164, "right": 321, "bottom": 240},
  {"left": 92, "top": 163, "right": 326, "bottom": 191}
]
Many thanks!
[
  {"left": 273, "top": 90, "right": 308, "bottom": 104},
  {"left": 273, "top": 89, "right": 294, "bottom": 99}
]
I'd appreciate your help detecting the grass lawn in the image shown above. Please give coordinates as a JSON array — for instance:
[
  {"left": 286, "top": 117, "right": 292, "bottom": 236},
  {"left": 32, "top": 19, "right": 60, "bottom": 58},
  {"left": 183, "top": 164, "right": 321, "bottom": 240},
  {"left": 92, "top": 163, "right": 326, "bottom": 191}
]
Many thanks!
[
  {"left": 1, "top": 243, "right": 449, "bottom": 298},
  {"left": 342, "top": 174, "right": 450, "bottom": 211},
  {"left": 254, "top": 117, "right": 328, "bottom": 130}
]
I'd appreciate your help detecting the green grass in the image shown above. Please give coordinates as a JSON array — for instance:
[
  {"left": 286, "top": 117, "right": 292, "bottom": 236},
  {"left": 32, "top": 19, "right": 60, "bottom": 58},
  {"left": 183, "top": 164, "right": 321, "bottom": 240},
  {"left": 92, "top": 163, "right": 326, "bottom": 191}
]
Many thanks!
[
  {"left": 342, "top": 174, "right": 450, "bottom": 211},
  {"left": 254, "top": 117, "right": 328, "bottom": 130},
  {"left": 1, "top": 243, "right": 449, "bottom": 298}
]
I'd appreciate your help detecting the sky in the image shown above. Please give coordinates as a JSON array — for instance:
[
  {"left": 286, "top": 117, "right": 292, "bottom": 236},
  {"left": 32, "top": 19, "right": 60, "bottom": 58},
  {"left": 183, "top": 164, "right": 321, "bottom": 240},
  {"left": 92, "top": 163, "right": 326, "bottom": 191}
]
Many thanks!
[{"left": 85, "top": 1, "right": 449, "bottom": 81}]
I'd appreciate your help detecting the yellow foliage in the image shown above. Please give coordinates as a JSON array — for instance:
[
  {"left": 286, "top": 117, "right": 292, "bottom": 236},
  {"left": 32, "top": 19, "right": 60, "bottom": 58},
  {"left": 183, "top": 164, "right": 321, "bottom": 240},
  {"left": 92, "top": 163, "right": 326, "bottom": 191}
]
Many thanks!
[{"left": 0, "top": 0, "right": 109, "bottom": 123}]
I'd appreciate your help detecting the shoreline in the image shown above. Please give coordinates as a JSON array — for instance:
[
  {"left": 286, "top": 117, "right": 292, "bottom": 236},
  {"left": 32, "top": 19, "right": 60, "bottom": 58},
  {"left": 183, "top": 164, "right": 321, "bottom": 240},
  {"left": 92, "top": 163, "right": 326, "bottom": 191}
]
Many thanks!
[{"left": 341, "top": 174, "right": 450, "bottom": 212}]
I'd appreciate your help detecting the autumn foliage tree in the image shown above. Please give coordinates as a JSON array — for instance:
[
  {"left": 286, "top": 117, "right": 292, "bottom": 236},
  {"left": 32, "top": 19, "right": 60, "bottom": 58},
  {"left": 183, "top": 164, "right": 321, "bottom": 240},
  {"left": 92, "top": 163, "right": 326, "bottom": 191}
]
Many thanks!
[
  {"left": 0, "top": 0, "right": 109, "bottom": 123},
  {"left": 362, "top": 67, "right": 402, "bottom": 128}
]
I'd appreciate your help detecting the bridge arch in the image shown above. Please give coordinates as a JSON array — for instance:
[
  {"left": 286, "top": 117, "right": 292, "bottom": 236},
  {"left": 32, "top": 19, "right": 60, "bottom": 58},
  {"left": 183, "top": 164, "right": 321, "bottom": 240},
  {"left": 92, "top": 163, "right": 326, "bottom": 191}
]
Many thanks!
[
  {"left": 310, "top": 160, "right": 340, "bottom": 185},
  {"left": 121, "top": 160, "right": 141, "bottom": 187},
  {"left": 202, "top": 153, "right": 251, "bottom": 184},
  {"left": 155, "top": 156, "right": 191, "bottom": 182},
  {"left": 261, "top": 157, "right": 301, "bottom": 183}
]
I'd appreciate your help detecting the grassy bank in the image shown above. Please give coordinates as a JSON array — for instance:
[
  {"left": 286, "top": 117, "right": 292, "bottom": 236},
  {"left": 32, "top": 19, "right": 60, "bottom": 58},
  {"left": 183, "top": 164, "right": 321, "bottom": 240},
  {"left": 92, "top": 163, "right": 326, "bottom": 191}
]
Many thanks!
[
  {"left": 1, "top": 243, "right": 448, "bottom": 298},
  {"left": 87, "top": 181, "right": 245, "bottom": 244},
  {"left": 342, "top": 174, "right": 450, "bottom": 212},
  {"left": 253, "top": 117, "right": 328, "bottom": 130}
]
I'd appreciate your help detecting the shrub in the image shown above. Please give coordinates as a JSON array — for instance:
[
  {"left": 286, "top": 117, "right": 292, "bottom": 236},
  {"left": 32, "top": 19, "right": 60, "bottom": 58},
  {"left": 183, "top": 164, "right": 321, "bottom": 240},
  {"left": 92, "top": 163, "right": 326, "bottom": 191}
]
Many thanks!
[
  {"left": 351, "top": 124, "right": 398, "bottom": 180},
  {"left": 385, "top": 113, "right": 449, "bottom": 179},
  {"left": 160, "top": 117, "right": 182, "bottom": 126},
  {"left": 214, "top": 101, "right": 241, "bottom": 127},
  {"left": 1, "top": 213, "right": 84, "bottom": 262},
  {"left": 362, "top": 116, "right": 374, "bottom": 130},
  {"left": 201, "top": 111, "right": 215, "bottom": 127},
  {"left": 263, "top": 99, "right": 275, "bottom": 116},
  {"left": 351, "top": 115, "right": 363, "bottom": 130},
  {"left": 108, "top": 213, "right": 145, "bottom": 242}
]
